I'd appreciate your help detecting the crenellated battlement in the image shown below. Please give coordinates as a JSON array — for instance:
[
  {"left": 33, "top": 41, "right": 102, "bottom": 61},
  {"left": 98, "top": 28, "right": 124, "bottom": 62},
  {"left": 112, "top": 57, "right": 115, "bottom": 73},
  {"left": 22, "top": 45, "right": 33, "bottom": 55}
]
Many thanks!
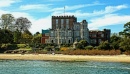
[{"left": 52, "top": 15, "right": 76, "bottom": 18}]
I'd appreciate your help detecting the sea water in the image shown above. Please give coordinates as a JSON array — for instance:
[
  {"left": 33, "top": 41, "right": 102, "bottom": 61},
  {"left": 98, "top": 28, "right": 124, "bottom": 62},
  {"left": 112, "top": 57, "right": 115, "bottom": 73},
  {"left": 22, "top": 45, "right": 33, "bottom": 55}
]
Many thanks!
[{"left": 0, "top": 60, "right": 130, "bottom": 74}]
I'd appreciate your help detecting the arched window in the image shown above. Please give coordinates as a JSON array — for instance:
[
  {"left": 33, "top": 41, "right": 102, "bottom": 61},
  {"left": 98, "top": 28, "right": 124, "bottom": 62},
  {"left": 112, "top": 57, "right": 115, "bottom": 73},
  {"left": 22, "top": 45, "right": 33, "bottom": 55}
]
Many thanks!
[
  {"left": 68, "top": 40, "right": 70, "bottom": 43},
  {"left": 51, "top": 40, "right": 53, "bottom": 43}
]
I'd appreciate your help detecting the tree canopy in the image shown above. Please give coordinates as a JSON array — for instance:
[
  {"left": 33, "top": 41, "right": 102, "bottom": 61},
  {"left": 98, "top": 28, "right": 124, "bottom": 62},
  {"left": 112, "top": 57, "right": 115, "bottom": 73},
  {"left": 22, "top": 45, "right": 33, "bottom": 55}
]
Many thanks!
[
  {"left": 0, "top": 14, "right": 15, "bottom": 30},
  {"left": 15, "top": 17, "right": 32, "bottom": 32},
  {"left": 119, "top": 22, "right": 130, "bottom": 38},
  {"left": 0, "top": 14, "right": 32, "bottom": 44}
]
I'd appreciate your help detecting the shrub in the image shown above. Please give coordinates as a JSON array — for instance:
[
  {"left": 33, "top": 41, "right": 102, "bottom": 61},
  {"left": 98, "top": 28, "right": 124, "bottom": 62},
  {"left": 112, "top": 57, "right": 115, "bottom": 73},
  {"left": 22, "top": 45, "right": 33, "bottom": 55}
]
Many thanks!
[
  {"left": 0, "top": 44, "right": 17, "bottom": 50},
  {"left": 119, "top": 38, "right": 130, "bottom": 51},
  {"left": 76, "top": 43, "right": 84, "bottom": 49},
  {"left": 17, "top": 44, "right": 26, "bottom": 48},
  {"left": 1, "top": 44, "right": 9, "bottom": 50},
  {"left": 60, "top": 47, "right": 68, "bottom": 51},
  {"left": 124, "top": 51, "right": 130, "bottom": 55},
  {"left": 8, "top": 44, "right": 18, "bottom": 50},
  {"left": 61, "top": 44, "right": 71, "bottom": 47},
  {"left": 44, "top": 46, "right": 52, "bottom": 51},
  {"left": 79, "top": 40, "right": 89, "bottom": 47},
  {"left": 67, "top": 47, "right": 75, "bottom": 50},
  {"left": 55, "top": 46, "right": 60, "bottom": 51},
  {"left": 93, "top": 46, "right": 98, "bottom": 49},
  {"left": 98, "top": 41, "right": 111, "bottom": 50},
  {"left": 39, "top": 44, "right": 46, "bottom": 49},
  {"left": 85, "top": 45, "right": 93, "bottom": 50},
  {"left": 17, "top": 44, "right": 31, "bottom": 49}
]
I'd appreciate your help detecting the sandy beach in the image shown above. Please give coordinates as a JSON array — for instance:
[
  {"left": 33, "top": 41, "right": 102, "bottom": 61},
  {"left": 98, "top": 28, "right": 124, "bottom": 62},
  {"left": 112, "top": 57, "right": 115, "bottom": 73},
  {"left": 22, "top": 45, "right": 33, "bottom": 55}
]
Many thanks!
[{"left": 0, "top": 54, "right": 130, "bottom": 63}]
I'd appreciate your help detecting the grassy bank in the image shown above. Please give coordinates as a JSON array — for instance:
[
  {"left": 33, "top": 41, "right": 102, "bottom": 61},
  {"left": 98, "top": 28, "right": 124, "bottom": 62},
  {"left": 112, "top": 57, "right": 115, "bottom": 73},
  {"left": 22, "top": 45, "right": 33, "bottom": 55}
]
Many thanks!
[
  {"left": 1, "top": 44, "right": 130, "bottom": 55},
  {"left": 4, "top": 49, "right": 130, "bottom": 55}
]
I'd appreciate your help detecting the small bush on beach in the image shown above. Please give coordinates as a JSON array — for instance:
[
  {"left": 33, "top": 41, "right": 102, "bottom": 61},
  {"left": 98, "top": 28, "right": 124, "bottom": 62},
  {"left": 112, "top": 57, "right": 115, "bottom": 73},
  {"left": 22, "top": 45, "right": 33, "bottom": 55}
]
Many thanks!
[
  {"left": 98, "top": 41, "right": 111, "bottom": 50},
  {"left": 44, "top": 46, "right": 52, "bottom": 51},
  {"left": 60, "top": 47, "right": 68, "bottom": 51},
  {"left": 76, "top": 43, "right": 84, "bottom": 49},
  {"left": 17, "top": 44, "right": 30, "bottom": 49},
  {"left": 85, "top": 45, "right": 93, "bottom": 50},
  {"left": 124, "top": 51, "right": 130, "bottom": 55}
]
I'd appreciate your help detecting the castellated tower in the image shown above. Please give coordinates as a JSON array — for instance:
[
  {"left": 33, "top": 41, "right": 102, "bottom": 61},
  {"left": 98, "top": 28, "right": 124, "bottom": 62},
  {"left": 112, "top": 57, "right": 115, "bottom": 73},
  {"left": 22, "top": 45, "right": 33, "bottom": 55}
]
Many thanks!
[{"left": 49, "top": 15, "right": 90, "bottom": 45}]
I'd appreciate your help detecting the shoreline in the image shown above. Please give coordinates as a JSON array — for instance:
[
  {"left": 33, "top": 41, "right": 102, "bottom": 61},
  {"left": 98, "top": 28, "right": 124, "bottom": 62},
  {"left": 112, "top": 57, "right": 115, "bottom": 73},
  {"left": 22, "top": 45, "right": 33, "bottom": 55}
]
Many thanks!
[{"left": 0, "top": 54, "right": 130, "bottom": 63}]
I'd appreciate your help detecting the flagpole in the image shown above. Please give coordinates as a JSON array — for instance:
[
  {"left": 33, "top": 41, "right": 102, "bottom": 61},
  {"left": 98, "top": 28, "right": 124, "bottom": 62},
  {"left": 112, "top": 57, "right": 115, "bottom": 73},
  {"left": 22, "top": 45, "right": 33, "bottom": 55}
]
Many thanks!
[{"left": 64, "top": 6, "right": 65, "bottom": 16}]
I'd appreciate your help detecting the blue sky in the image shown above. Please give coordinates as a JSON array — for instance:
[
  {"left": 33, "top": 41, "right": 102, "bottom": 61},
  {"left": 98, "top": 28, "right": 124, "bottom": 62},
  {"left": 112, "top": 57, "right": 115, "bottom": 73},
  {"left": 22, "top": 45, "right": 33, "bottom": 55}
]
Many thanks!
[{"left": 0, "top": 0, "right": 130, "bottom": 34}]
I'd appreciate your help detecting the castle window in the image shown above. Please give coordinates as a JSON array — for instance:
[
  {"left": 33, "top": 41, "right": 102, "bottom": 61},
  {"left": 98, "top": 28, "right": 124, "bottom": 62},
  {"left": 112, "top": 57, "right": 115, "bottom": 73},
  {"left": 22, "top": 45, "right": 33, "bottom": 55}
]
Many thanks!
[
  {"left": 101, "top": 34, "right": 104, "bottom": 37},
  {"left": 76, "top": 31, "right": 79, "bottom": 36},
  {"left": 51, "top": 40, "right": 53, "bottom": 43},
  {"left": 77, "top": 25, "right": 79, "bottom": 30},
  {"left": 69, "top": 40, "right": 70, "bottom": 43},
  {"left": 45, "top": 33, "right": 49, "bottom": 36},
  {"left": 91, "top": 39, "right": 96, "bottom": 44},
  {"left": 61, "top": 19, "right": 64, "bottom": 24},
  {"left": 56, "top": 19, "right": 58, "bottom": 25},
  {"left": 66, "top": 24, "right": 69, "bottom": 29},
  {"left": 99, "top": 39, "right": 102, "bottom": 43},
  {"left": 56, "top": 19, "right": 58, "bottom": 28},
  {"left": 51, "top": 31, "right": 53, "bottom": 36},
  {"left": 66, "top": 19, "right": 69, "bottom": 25},
  {"left": 69, "top": 32, "right": 71, "bottom": 36}
]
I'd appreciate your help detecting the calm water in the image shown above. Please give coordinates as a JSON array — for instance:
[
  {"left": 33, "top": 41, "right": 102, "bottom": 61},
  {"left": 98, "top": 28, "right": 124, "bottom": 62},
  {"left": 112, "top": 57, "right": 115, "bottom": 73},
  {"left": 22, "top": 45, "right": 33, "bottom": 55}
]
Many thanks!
[{"left": 0, "top": 60, "right": 130, "bottom": 74}]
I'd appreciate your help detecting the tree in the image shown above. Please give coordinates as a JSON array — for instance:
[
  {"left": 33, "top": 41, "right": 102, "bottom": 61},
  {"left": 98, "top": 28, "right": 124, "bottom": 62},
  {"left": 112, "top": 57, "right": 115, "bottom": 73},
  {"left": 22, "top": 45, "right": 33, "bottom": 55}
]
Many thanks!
[
  {"left": 0, "top": 29, "right": 13, "bottom": 43},
  {"left": 74, "top": 40, "right": 89, "bottom": 49},
  {"left": 32, "top": 32, "right": 42, "bottom": 44},
  {"left": 21, "top": 30, "right": 33, "bottom": 43},
  {"left": 98, "top": 40, "right": 111, "bottom": 50},
  {"left": 119, "top": 22, "right": 130, "bottom": 38},
  {"left": 119, "top": 22, "right": 130, "bottom": 51},
  {"left": 15, "top": 17, "right": 31, "bottom": 32},
  {"left": 0, "top": 14, "right": 15, "bottom": 30},
  {"left": 110, "top": 34, "right": 122, "bottom": 49},
  {"left": 76, "top": 43, "right": 84, "bottom": 49},
  {"left": 79, "top": 40, "right": 89, "bottom": 47},
  {"left": 13, "top": 30, "right": 22, "bottom": 43},
  {"left": 119, "top": 38, "right": 130, "bottom": 51}
]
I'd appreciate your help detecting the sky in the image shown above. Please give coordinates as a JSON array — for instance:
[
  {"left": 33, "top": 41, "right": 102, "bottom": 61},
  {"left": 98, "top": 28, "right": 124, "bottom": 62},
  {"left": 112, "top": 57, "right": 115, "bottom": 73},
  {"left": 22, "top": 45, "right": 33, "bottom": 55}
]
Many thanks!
[{"left": 0, "top": 0, "right": 130, "bottom": 34}]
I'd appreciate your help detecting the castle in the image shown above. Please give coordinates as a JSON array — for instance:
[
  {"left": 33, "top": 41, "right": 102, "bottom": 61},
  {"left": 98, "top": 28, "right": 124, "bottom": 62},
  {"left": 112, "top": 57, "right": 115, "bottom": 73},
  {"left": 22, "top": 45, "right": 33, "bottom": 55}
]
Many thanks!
[{"left": 41, "top": 15, "right": 110, "bottom": 46}]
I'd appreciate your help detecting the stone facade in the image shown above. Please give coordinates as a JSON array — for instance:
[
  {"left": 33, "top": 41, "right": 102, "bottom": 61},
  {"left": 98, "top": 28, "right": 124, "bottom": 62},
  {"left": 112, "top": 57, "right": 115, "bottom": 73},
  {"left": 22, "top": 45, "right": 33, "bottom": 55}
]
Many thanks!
[
  {"left": 89, "top": 29, "right": 111, "bottom": 46},
  {"left": 41, "top": 15, "right": 111, "bottom": 46},
  {"left": 42, "top": 15, "right": 90, "bottom": 45}
]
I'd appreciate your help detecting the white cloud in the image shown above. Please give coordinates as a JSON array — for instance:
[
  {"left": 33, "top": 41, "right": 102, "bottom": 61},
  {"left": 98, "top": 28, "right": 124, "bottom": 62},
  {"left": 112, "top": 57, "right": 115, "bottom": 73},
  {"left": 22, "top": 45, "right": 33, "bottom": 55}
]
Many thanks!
[
  {"left": 51, "top": 1, "right": 103, "bottom": 12},
  {"left": 19, "top": 1, "right": 103, "bottom": 12},
  {"left": 0, "top": 10, "right": 9, "bottom": 16},
  {"left": 88, "top": 14, "right": 130, "bottom": 30},
  {"left": 29, "top": 16, "right": 51, "bottom": 34},
  {"left": 11, "top": 12, "right": 33, "bottom": 19},
  {"left": 52, "top": 4, "right": 128, "bottom": 17},
  {"left": 20, "top": 4, "right": 51, "bottom": 10},
  {"left": 103, "top": 4, "right": 128, "bottom": 13},
  {"left": 0, "top": 0, "right": 20, "bottom": 7}
]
